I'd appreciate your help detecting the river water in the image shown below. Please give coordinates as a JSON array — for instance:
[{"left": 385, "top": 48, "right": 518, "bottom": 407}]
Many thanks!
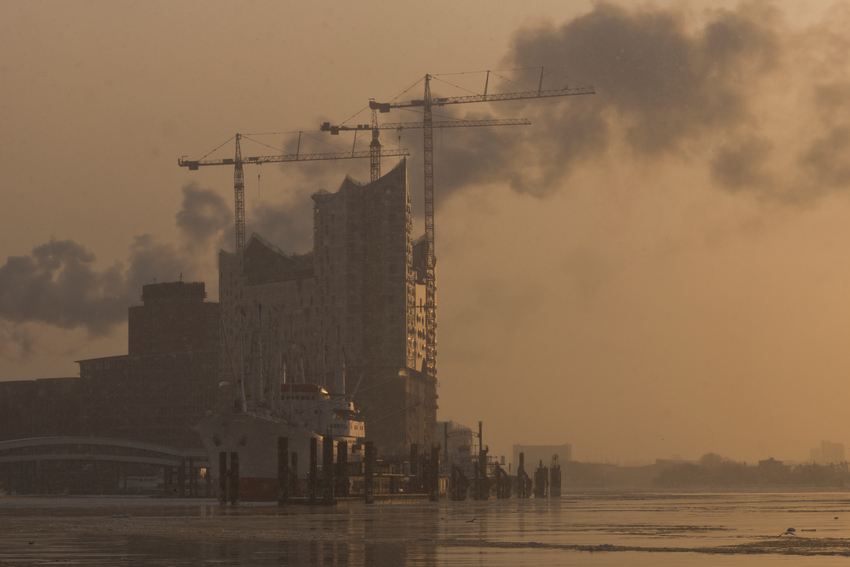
[{"left": 3, "top": 492, "right": 850, "bottom": 565}]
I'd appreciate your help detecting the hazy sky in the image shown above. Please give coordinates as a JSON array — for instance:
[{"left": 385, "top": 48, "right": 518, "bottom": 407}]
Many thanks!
[{"left": 1, "top": 0, "right": 848, "bottom": 465}]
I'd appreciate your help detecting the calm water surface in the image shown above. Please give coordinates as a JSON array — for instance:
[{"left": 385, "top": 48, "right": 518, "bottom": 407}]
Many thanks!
[{"left": 2, "top": 493, "right": 850, "bottom": 565}]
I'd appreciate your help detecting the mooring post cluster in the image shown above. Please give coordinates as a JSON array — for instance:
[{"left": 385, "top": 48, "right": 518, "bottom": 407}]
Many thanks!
[{"left": 213, "top": 434, "right": 560, "bottom": 506}]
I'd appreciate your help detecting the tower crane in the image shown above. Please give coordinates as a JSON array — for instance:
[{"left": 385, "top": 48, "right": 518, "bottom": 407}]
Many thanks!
[
  {"left": 318, "top": 113, "right": 530, "bottom": 370},
  {"left": 178, "top": 133, "right": 409, "bottom": 252},
  {"left": 369, "top": 68, "right": 595, "bottom": 381}
]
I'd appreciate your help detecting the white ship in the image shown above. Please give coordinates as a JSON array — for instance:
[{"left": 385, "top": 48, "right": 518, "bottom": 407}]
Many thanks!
[{"left": 197, "top": 305, "right": 365, "bottom": 501}]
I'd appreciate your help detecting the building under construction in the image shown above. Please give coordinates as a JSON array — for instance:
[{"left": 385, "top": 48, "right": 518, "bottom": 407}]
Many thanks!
[{"left": 219, "top": 159, "right": 437, "bottom": 457}]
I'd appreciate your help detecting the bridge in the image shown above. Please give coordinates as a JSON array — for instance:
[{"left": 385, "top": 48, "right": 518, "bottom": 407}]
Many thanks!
[{"left": 0, "top": 437, "right": 210, "bottom": 496}]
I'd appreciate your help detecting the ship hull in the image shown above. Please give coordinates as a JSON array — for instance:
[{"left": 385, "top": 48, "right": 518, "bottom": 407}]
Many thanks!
[{"left": 197, "top": 412, "right": 326, "bottom": 501}]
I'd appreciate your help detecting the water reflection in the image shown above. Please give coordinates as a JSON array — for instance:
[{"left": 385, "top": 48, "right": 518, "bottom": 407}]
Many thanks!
[{"left": 4, "top": 494, "right": 850, "bottom": 565}]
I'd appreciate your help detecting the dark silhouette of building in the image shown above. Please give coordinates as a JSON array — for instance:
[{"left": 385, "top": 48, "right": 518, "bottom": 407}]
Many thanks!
[
  {"left": 218, "top": 160, "right": 437, "bottom": 457},
  {"left": 0, "top": 281, "right": 220, "bottom": 451},
  {"left": 77, "top": 280, "right": 220, "bottom": 448},
  {"left": 0, "top": 377, "right": 82, "bottom": 441}
]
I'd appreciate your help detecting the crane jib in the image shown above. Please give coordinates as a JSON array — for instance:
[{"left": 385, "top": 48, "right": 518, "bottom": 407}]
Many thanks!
[
  {"left": 369, "top": 86, "right": 596, "bottom": 110},
  {"left": 178, "top": 149, "right": 409, "bottom": 169}
]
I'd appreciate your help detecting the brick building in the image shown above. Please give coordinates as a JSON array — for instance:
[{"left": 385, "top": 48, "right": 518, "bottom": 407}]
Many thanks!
[
  {"left": 128, "top": 281, "right": 219, "bottom": 355},
  {"left": 77, "top": 280, "right": 220, "bottom": 448},
  {"left": 1, "top": 280, "right": 220, "bottom": 452}
]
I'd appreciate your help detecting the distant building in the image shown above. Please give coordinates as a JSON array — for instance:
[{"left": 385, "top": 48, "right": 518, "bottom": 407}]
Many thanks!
[
  {"left": 758, "top": 457, "right": 783, "bottom": 468},
  {"left": 821, "top": 441, "right": 845, "bottom": 464}
]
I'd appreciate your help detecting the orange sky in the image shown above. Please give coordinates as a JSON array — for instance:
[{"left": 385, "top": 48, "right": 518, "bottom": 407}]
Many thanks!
[{"left": 1, "top": 0, "right": 848, "bottom": 465}]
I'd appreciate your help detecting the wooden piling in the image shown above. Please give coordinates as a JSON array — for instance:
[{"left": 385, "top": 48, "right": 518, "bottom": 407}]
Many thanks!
[
  {"left": 230, "top": 452, "right": 239, "bottom": 505},
  {"left": 479, "top": 447, "right": 489, "bottom": 500},
  {"left": 550, "top": 460, "right": 561, "bottom": 497},
  {"left": 336, "top": 440, "right": 349, "bottom": 498},
  {"left": 291, "top": 452, "right": 298, "bottom": 496},
  {"left": 430, "top": 443, "right": 439, "bottom": 501},
  {"left": 533, "top": 460, "right": 548, "bottom": 498},
  {"left": 218, "top": 452, "right": 227, "bottom": 506},
  {"left": 309, "top": 438, "right": 318, "bottom": 505},
  {"left": 410, "top": 444, "right": 420, "bottom": 493},
  {"left": 364, "top": 442, "right": 374, "bottom": 504},
  {"left": 322, "top": 433, "right": 334, "bottom": 506},
  {"left": 278, "top": 436, "right": 289, "bottom": 506}
]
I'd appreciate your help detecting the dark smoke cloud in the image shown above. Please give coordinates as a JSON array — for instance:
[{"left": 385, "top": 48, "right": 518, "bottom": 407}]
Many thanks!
[
  {"left": 0, "top": 183, "right": 232, "bottom": 339},
  {"left": 799, "top": 126, "right": 850, "bottom": 190},
  {"left": 247, "top": 200, "right": 314, "bottom": 255},
  {"left": 227, "top": 133, "right": 367, "bottom": 254},
  {"left": 710, "top": 135, "right": 774, "bottom": 192},
  {"left": 429, "top": 2, "right": 850, "bottom": 205},
  {"left": 0, "top": 239, "right": 127, "bottom": 335},
  {"left": 0, "top": 323, "right": 36, "bottom": 361},
  {"left": 176, "top": 182, "right": 231, "bottom": 252}
]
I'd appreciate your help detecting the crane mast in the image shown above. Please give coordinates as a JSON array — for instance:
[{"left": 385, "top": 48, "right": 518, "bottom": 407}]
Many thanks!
[
  {"left": 369, "top": 69, "right": 595, "bottom": 381},
  {"left": 321, "top": 111, "right": 530, "bottom": 373},
  {"left": 370, "top": 109, "right": 381, "bottom": 182},
  {"left": 422, "top": 75, "right": 436, "bottom": 380},
  {"left": 234, "top": 134, "right": 246, "bottom": 252}
]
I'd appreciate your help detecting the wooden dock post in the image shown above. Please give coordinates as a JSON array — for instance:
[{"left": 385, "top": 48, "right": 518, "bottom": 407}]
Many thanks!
[
  {"left": 364, "top": 442, "right": 374, "bottom": 504},
  {"left": 309, "top": 438, "right": 318, "bottom": 505},
  {"left": 230, "top": 452, "right": 239, "bottom": 505},
  {"left": 410, "top": 444, "right": 420, "bottom": 493},
  {"left": 533, "top": 460, "right": 548, "bottom": 498},
  {"left": 218, "top": 452, "right": 227, "bottom": 506},
  {"left": 322, "top": 433, "right": 335, "bottom": 506},
  {"left": 278, "top": 436, "right": 289, "bottom": 506},
  {"left": 336, "top": 440, "right": 349, "bottom": 498},
  {"left": 291, "top": 452, "right": 298, "bottom": 496},
  {"left": 430, "top": 443, "right": 440, "bottom": 501}
]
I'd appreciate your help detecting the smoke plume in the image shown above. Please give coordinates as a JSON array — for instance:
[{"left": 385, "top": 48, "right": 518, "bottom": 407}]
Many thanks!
[
  {"left": 248, "top": 200, "right": 314, "bottom": 255},
  {"left": 0, "top": 183, "right": 231, "bottom": 340},
  {"left": 429, "top": 2, "right": 850, "bottom": 205},
  {"left": 176, "top": 181, "right": 232, "bottom": 252}
]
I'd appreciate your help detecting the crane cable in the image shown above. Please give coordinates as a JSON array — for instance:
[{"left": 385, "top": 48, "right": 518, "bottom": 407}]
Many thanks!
[{"left": 191, "top": 135, "right": 236, "bottom": 162}]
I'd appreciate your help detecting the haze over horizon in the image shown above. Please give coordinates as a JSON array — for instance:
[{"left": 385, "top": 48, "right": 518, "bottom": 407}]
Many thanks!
[{"left": 2, "top": 0, "right": 849, "bottom": 466}]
